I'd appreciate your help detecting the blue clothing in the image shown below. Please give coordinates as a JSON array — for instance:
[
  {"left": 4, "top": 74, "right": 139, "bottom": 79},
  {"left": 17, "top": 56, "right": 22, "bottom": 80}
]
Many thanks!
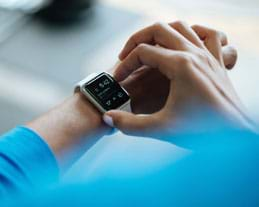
[
  {"left": 0, "top": 126, "right": 258, "bottom": 206},
  {"left": 0, "top": 127, "right": 58, "bottom": 198}
]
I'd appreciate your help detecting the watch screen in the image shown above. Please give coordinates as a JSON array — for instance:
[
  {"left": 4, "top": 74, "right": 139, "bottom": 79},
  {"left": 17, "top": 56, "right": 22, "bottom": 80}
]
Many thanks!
[{"left": 84, "top": 73, "right": 130, "bottom": 111}]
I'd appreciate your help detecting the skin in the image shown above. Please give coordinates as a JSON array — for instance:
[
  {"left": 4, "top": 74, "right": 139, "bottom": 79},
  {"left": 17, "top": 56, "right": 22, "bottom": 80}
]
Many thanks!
[
  {"left": 27, "top": 93, "right": 108, "bottom": 171},
  {"left": 105, "top": 21, "right": 257, "bottom": 138},
  {"left": 27, "top": 21, "right": 244, "bottom": 171}
]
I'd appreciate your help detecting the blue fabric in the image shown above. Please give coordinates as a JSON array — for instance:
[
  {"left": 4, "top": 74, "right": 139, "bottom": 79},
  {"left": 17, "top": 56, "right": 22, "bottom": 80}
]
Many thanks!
[
  {"left": 0, "top": 126, "right": 258, "bottom": 206},
  {"left": 0, "top": 126, "right": 59, "bottom": 198}
]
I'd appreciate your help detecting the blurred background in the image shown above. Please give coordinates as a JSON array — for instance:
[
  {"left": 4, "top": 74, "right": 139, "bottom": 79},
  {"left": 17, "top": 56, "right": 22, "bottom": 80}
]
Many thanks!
[{"left": 0, "top": 0, "right": 258, "bottom": 179}]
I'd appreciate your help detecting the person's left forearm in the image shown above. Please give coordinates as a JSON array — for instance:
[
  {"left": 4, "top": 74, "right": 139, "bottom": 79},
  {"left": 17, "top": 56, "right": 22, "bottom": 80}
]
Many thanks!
[{"left": 27, "top": 92, "right": 109, "bottom": 172}]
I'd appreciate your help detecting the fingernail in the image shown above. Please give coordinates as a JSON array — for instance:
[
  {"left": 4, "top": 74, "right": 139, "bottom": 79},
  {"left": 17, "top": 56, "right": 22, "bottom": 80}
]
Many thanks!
[{"left": 103, "top": 114, "right": 114, "bottom": 127}]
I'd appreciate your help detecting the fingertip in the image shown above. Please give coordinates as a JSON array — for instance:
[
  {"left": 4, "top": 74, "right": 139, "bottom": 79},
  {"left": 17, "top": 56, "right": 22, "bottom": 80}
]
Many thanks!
[
  {"left": 119, "top": 45, "right": 130, "bottom": 60},
  {"left": 119, "top": 52, "right": 125, "bottom": 60},
  {"left": 112, "top": 65, "right": 123, "bottom": 82},
  {"left": 113, "top": 68, "right": 128, "bottom": 82},
  {"left": 119, "top": 40, "right": 135, "bottom": 61},
  {"left": 113, "top": 73, "right": 123, "bottom": 82}
]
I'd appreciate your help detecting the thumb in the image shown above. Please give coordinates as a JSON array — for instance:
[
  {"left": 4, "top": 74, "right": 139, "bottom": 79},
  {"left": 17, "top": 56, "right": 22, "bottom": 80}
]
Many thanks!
[{"left": 103, "top": 110, "right": 160, "bottom": 136}]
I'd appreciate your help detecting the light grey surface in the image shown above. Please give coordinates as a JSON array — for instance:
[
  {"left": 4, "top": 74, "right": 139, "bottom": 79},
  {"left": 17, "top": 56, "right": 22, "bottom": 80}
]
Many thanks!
[
  {"left": 0, "top": 5, "right": 140, "bottom": 86},
  {"left": 0, "top": 4, "right": 140, "bottom": 133},
  {"left": 0, "top": 8, "right": 27, "bottom": 43}
]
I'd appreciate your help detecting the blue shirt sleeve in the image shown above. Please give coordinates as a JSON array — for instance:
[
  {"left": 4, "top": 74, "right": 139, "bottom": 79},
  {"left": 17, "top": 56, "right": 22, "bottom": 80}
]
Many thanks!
[{"left": 0, "top": 126, "right": 59, "bottom": 197}]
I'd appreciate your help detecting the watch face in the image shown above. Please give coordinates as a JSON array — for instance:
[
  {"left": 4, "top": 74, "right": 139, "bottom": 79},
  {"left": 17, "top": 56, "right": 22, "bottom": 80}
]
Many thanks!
[{"left": 84, "top": 73, "right": 130, "bottom": 111}]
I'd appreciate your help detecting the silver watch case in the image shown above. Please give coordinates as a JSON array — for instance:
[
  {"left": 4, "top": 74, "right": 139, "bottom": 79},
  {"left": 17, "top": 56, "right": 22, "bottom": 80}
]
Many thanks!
[{"left": 74, "top": 72, "right": 131, "bottom": 114}]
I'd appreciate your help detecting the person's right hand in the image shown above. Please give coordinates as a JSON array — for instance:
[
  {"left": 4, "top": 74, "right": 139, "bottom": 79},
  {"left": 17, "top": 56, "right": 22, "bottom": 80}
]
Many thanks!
[{"left": 104, "top": 22, "right": 255, "bottom": 138}]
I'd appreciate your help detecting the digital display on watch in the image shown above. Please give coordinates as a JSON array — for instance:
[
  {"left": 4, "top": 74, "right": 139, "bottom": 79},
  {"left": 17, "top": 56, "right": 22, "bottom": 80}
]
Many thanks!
[{"left": 84, "top": 73, "right": 130, "bottom": 111}]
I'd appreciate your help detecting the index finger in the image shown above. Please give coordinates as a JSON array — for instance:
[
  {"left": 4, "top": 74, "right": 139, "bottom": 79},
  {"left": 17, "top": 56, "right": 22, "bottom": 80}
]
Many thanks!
[
  {"left": 119, "top": 22, "right": 190, "bottom": 60},
  {"left": 115, "top": 43, "right": 184, "bottom": 82}
]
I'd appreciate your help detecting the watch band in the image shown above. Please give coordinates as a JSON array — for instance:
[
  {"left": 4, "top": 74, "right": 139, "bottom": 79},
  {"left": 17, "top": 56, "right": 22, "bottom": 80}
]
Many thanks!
[
  {"left": 74, "top": 73, "right": 98, "bottom": 93},
  {"left": 118, "top": 100, "right": 131, "bottom": 112}
]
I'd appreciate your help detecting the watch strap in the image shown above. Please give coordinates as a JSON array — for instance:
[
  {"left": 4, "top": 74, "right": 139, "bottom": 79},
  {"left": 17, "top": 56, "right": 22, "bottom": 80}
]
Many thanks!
[{"left": 118, "top": 100, "right": 131, "bottom": 112}]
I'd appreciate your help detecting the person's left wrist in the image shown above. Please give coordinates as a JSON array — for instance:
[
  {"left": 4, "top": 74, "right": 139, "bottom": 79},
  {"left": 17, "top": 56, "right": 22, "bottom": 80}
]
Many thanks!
[{"left": 70, "top": 92, "right": 110, "bottom": 137}]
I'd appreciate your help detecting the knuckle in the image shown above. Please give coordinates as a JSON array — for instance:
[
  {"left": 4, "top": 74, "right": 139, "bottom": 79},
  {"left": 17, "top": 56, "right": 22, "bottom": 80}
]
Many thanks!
[
  {"left": 172, "top": 20, "right": 187, "bottom": 28},
  {"left": 210, "top": 29, "right": 228, "bottom": 45},
  {"left": 209, "top": 29, "right": 221, "bottom": 39},
  {"left": 136, "top": 43, "right": 149, "bottom": 53},
  {"left": 197, "top": 48, "right": 209, "bottom": 59},
  {"left": 152, "top": 22, "right": 170, "bottom": 41},
  {"left": 128, "top": 34, "right": 137, "bottom": 44},
  {"left": 177, "top": 53, "right": 193, "bottom": 66},
  {"left": 191, "top": 24, "right": 199, "bottom": 29},
  {"left": 153, "top": 21, "right": 167, "bottom": 31}
]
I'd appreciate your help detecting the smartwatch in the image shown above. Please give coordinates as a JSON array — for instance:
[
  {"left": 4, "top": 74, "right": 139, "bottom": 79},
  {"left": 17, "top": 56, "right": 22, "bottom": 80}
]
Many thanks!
[{"left": 74, "top": 72, "right": 131, "bottom": 113}]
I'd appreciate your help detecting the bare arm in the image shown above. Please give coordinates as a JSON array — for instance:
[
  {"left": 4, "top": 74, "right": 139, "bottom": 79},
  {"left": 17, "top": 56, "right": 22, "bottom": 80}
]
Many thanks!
[{"left": 27, "top": 92, "right": 109, "bottom": 172}]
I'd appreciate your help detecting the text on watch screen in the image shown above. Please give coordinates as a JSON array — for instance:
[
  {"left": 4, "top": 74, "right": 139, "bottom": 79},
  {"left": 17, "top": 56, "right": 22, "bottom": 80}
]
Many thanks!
[{"left": 85, "top": 74, "right": 129, "bottom": 110}]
